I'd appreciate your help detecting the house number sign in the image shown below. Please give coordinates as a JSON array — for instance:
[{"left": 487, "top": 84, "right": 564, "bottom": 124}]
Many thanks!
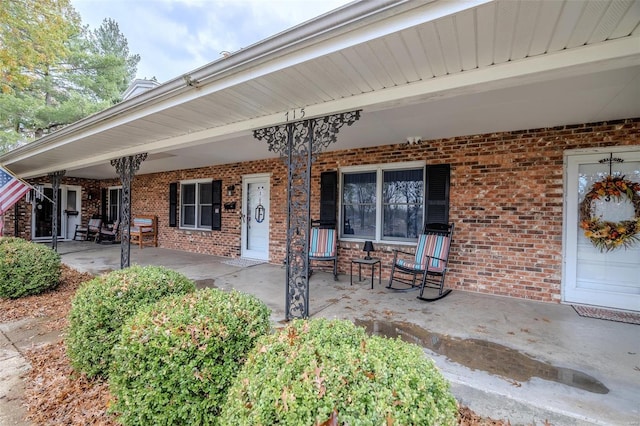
[
  {"left": 254, "top": 186, "right": 266, "bottom": 223},
  {"left": 284, "top": 108, "right": 305, "bottom": 122}
]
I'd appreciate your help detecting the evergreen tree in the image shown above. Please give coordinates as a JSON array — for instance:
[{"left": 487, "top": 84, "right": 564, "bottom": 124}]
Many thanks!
[{"left": 0, "top": 1, "right": 140, "bottom": 152}]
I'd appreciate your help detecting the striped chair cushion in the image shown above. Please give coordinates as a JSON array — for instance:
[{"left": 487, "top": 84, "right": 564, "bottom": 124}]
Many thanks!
[
  {"left": 423, "top": 234, "right": 450, "bottom": 273},
  {"left": 87, "top": 218, "right": 101, "bottom": 231},
  {"left": 398, "top": 234, "right": 450, "bottom": 273},
  {"left": 133, "top": 218, "right": 153, "bottom": 227},
  {"left": 309, "top": 228, "right": 336, "bottom": 258}
]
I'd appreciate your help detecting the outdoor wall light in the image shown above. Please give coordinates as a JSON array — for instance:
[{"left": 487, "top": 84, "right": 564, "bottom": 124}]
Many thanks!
[
  {"left": 226, "top": 185, "right": 235, "bottom": 196},
  {"left": 363, "top": 240, "right": 375, "bottom": 260}
]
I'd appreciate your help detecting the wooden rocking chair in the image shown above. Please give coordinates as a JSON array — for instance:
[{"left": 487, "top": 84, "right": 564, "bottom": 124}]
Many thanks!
[
  {"left": 97, "top": 219, "right": 120, "bottom": 244},
  {"left": 74, "top": 217, "right": 102, "bottom": 241},
  {"left": 387, "top": 223, "right": 454, "bottom": 301}
]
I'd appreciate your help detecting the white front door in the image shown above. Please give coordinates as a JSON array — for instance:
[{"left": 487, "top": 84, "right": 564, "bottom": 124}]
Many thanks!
[
  {"left": 64, "top": 186, "right": 82, "bottom": 239},
  {"left": 241, "top": 174, "right": 270, "bottom": 260},
  {"left": 564, "top": 148, "right": 640, "bottom": 311}
]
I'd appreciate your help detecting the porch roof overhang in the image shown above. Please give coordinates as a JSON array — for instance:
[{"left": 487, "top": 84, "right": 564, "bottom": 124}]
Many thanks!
[{"left": 1, "top": 0, "right": 639, "bottom": 180}]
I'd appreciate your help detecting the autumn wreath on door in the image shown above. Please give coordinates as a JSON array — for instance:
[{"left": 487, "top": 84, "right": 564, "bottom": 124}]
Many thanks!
[{"left": 579, "top": 175, "right": 640, "bottom": 252}]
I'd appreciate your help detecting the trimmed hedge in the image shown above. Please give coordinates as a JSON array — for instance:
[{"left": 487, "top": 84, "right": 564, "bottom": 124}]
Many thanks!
[
  {"left": 220, "top": 319, "right": 458, "bottom": 425},
  {"left": 66, "top": 265, "right": 195, "bottom": 378},
  {"left": 109, "top": 289, "right": 271, "bottom": 426},
  {"left": 0, "top": 237, "right": 61, "bottom": 299}
]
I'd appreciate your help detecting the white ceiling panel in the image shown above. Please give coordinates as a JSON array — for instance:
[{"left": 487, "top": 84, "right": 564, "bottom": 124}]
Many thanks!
[
  {"left": 567, "top": 0, "right": 610, "bottom": 48},
  {"left": 454, "top": 9, "right": 478, "bottom": 71},
  {"left": 400, "top": 28, "right": 434, "bottom": 79},
  {"left": 548, "top": 0, "right": 588, "bottom": 51},
  {"left": 340, "top": 45, "right": 386, "bottom": 90},
  {"left": 325, "top": 52, "right": 371, "bottom": 94},
  {"left": 493, "top": 0, "right": 519, "bottom": 63},
  {"left": 612, "top": 0, "right": 640, "bottom": 38},
  {"left": 384, "top": 32, "right": 421, "bottom": 83},
  {"left": 510, "top": 0, "right": 540, "bottom": 59},
  {"left": 418, "top": 22, "right": 447, "bottom": 76},
  {"left": 589, "top": 0, "right": 635, "bottom": 42},
  {"left": 363, "top": 37, "right": 403, "bottom": 86},
  {"left": 354, "top": 43, "right": 397, "bottom": 88},
  {"left": 435, "top": 17, "right": 462, "bottom": 73},
  {"left": 528, "top": 1, "right": 564, "bottom": 56},
  {"left": 475, "top": 1, "right": 496, "bottom": 66}
]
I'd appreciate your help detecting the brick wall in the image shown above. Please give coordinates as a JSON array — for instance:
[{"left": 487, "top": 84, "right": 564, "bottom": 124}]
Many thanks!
[
  {"left": 126, "top": 118, "right": 638, "bottom": 303},
  {"left": 127, "top": 160, "right": 288, "bottom": 260},
  {"left": 4, "top": 118, "right": 639, "bottom": 302}
]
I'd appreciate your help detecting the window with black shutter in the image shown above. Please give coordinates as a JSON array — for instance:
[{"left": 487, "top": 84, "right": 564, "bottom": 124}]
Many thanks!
[
  {"left": 340, "top": 162, "right": 450, "bottom": 241},
  {"left": 319, "top": 171, "right": 337, "bottom": 227},
  {"left": 211, "top": 180, "right": 222, "bottom": 231},
  {"left": 424, "top": 164, "right": 450, "bottom": 224},
  {"left": 169, "top": 182, "right": 177, "bottom": 227},
  {"left": 178, "top": 179, "right": 217, "bottom": 230},
  {"left": 100, "top": 188, "right": 107, "bottom": 222}
]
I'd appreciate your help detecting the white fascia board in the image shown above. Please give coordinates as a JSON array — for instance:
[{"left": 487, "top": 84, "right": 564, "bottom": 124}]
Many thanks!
[{"left": 1, "top": 0, "right": 489, "bottom": 166}]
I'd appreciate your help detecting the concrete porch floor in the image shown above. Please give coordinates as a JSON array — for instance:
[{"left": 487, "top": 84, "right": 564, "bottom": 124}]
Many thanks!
[{"left": 32, "top": 242, "right": 640, "bottom": 424}]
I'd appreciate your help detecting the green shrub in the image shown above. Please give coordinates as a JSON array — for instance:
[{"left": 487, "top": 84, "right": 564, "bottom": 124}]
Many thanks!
[
  {"left": 0, "top": 237, "right": 61, "bottom": 298},
  {"left": 66, "top": 265, "right": 195, "bottom": 378},
  {"left": 109, "top": 288, "right": 271, "bottom": 426},
  {"left": 220, "top": 319, "right": 458, "bottom": 426}
]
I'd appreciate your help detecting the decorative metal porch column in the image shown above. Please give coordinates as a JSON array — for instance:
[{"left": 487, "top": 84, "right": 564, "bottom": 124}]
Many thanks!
[
  {"left": 254, "top": 110, "right": 360, "bottom": 319},
  {"left": 48, "top": 170, "right": 66, "bottom": 251},
  {"left": 111, "top": 154, "right": 147, "bottom": 268}
]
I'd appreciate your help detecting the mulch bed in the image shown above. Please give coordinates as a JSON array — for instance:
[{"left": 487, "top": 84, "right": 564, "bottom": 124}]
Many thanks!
[{"left": 2, "top": 265, "right": 512, "bottom": 426}]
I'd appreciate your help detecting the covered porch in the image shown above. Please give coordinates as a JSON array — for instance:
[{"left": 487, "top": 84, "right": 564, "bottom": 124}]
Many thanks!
[
  {"left": 2, "top": 0, "right": 639, "bottom": 314},
  {"left": 55, "top": 241, "right": 640, "bottom": 425}
]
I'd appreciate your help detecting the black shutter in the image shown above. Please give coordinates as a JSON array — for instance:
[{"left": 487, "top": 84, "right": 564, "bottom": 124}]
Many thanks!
[
  {"left": 424, "top": 164, "right": 450, "bottom": 224},
  {"left": 100, "top": 188, "right": 107, "bottom": 222},
  {"left": 169, "top": 183, "right": 177, "bottom": 227},
  {"left": 211, "top": 180, "right": 222, "bottom": 231},
  {"left": 319, "top": 171, "right": 337, "bottom": 227}
]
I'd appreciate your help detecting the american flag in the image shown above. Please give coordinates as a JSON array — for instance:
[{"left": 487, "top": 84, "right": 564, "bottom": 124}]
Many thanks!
[{"left": 0, "top": 166, "right": 31, "bottom": 215}]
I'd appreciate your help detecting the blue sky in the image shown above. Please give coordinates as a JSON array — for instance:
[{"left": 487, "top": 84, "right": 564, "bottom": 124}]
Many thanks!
[{"left": 71, "top": 0, "right": 352, "bottom": 83}]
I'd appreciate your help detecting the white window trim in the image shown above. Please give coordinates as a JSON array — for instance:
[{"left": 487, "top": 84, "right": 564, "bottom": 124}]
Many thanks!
[
  {"left": 179, "top": 178, "right": 212, "bottom": 231},
  {"left": 339, "top": 161, "right": 426, "bottom": 243}
]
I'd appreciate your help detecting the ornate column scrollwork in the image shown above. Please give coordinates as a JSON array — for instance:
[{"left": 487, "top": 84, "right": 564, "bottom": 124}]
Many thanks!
[
  {"left": 111, "top": 153, "right": 147, "bottom": 268},
  {"left": 254, "top": 110, "right": 360, "bottom": 319},
  {"left": 48, "top": 170, "right": 66, "bottom": 251}
]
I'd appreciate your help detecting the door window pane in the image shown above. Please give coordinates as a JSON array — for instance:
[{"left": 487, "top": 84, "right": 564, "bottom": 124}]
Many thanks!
[
  {"left": 109, "top": 188, "right": 123, "bottom": 222},
  {"left": 66, "top": 190, "right": 77, "bottom": 211}
]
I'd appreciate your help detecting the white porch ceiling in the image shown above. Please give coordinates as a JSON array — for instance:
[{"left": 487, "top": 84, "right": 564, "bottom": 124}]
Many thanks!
[{"left": 2, "top": 0, "right": 639, "bottom": 179}]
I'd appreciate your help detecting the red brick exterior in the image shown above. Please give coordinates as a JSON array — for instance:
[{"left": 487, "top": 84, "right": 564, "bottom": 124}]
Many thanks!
[{"left": 4, "top": 118, "right": 639, "bottom": 302}]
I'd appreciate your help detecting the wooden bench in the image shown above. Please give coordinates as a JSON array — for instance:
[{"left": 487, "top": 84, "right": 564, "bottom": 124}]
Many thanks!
[{"left": 130, "top": 215, "right": 157, "bottom": 248}]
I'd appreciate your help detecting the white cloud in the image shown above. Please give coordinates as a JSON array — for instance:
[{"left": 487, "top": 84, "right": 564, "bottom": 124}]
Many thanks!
[{"left": 71, "top": 0, "right": 352, "bottom": 83}]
